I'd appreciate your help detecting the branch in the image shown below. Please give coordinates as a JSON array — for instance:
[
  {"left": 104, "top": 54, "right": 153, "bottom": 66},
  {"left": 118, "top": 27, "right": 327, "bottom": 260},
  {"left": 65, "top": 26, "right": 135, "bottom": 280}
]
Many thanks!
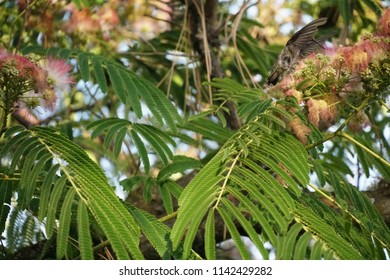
[{"left": 187, "top": 0, "right": 242, "bottom": 129}]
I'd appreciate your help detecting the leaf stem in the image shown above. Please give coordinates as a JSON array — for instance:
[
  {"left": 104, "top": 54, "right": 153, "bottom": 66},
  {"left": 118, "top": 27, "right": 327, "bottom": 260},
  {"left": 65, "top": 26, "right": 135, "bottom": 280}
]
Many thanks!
[
  {"left": 340, "top": 132, "right": 390, "bottom": 168},
  {"left": 158, "top": 211, "right": 177, "bottom": 223},
  {"left": 213, "top": 151, "right": 241, "bottom": 210}
]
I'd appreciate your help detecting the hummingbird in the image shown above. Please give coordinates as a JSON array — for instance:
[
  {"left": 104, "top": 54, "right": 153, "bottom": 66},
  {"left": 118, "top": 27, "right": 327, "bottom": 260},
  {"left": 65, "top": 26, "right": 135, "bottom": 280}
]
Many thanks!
[{"left": 266, "top": 17, "right": 331, "bottom": 86}]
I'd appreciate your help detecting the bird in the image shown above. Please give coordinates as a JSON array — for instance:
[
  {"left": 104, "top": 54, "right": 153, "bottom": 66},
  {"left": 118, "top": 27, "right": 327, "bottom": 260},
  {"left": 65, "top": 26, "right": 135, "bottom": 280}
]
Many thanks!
[{"left": 266, "top": 17, "right": 331, "bottom": 86}]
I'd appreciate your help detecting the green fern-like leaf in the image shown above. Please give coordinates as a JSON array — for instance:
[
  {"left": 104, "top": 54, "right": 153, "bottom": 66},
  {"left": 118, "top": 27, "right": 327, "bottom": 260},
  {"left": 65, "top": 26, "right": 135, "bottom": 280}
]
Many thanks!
[
  {"left": 295, "top": 203, "right": 364, "bottom": 259},
  {"left": 125, "top": 202, "right": 183, "bottom": 259},
  {"left": 38, "top": 164, "right": 60, "bottom": 221},
  {"left": 276, "top": 223, "right": 303, "bottom": 260},
  {"left": 21, "top": 46, "right": 182, "bottom": 131},
  {"left": 157, "top": 155, "right": 202, "bottom": 182},
  {"left": 77, "top": 200, "right": 94, "bottom": 260},
  {"left": 293, "top": 231, "right": 313, "bottom": 260},
  {"left": 1, "top": 126, "right": 143, "bottom": 259},
  {"left": 222, "top": 198, "right": 268, "bottom": 259},
  {"left": 218, "top": 206, "right": 251, "bottom": 260},
  {"left": 45, "top": 176, "right": 67, "bottom": 238},
  {"left": 87, "top": 118, "right": 175, "bottom": 172},
  {"left": 57, "top": 188, "right": 76, "bottom": 259},
  {"left": 91, "top": 57, "right": 108, "bottom": 93},
  {"left": 204, "top": 209, "right": 216, "bottom": 260},
  {"left": 171, "top": 113, "right": 310, "bottom": 259}
]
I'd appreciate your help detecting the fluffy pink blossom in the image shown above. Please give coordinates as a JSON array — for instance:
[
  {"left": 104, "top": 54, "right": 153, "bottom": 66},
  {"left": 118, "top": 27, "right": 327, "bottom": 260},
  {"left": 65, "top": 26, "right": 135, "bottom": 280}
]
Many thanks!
[
  {"left": 285, "top": 88, "right": 303, "bottom": 103},
  {"left": 288, "top": 117, "right": 311, "bottom": 144},
  {"left": 0, "top": 48, "right": 9, "bottom": 62},
  {"left": 0, "top": 49, "right": 48, "bottom": 92},
  {"left": 307, "top": 98, "right": 336, "bottom": 129},
  {"left": 377, "top": 8, "right": 390, "bottom": 37},
  {"left": 40, "top": 57, "right": 74, "bottom": 90}
]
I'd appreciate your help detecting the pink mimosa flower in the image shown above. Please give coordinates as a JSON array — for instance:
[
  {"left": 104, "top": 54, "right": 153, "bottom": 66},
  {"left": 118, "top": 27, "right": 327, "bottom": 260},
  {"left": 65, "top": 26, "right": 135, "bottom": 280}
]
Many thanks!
[{"left": 41, "top": 57, "right": 74, "bottom": 91}]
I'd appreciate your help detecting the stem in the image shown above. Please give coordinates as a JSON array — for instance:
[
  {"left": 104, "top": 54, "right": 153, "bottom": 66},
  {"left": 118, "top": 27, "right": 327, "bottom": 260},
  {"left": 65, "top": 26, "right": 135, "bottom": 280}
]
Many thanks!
[
  {"left": 158, "top": 211, "right": 177, "bottom": 223},
  {"left": 213, "top": 151, "right": 241, "bottom": 210},
  {"left": 340, "top": 131, "right": 390, "bottom": 168},
  {"left": 308, "top": 183, "right": 389, "bottom": 249},
  {"left": 379, "top": 99, "right": 390, "bottom": 111},
  {"left": 0, "top": 106, "right": 9, "bottom": 138}
]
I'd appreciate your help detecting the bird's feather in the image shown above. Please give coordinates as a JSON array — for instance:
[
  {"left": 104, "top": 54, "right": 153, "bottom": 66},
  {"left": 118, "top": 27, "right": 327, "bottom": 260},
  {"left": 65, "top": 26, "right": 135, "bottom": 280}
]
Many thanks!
[
  {"left": 287, "top": 18, "right": 328, "bottom": 47},
  {"left": 265, "top": 17, "right": 332, "bottom": 86}
]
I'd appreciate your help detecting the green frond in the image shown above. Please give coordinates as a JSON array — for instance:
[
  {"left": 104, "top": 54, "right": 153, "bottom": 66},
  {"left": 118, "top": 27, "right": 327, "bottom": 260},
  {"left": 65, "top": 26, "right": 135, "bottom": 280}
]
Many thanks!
[
  {"left": 114, "top": 127, "right": 128, "bottom": 158},
  {"left": 267, "top": 106, "right": 294, "bottom": 122},
  {"left": 3, "top": 125, "right": 25, "bottom": 137},
  {"left": 77, "top": 52, "right": 90, "bottom": 81},
  {"left": 125, "top": 203, "right": 175, "bottom": 259},
  {"left": 171, "top": 159, "right": 222, "bottom": 252},
  {"left": 204, "top": 209, "right": 216, "bottom": 260},
  {"left": 229, "top": 174, "right": 288, "bottom": 236},
  {"left": 180, "top": 118, "right": 234, "bottom": 144},
  {"left": 312, "top": 159, "right": 326, "bottom": 187},
  {"left": 276, "top": 223, "right": 303, "bottom": 260},
  {"left": 161, "top": 180, "right": 183, "bottom": 199},
  {"left": 310, "top": 240, "right": 325, "bottom": 260},
  {"left": 1, "top": 126, "right": 143, "bottom": 259},
  {"left": 0, "top": 126, "right": 27, "bottom": 155},
  {"left": 87, "top": 118, "right": 130, "bottom": 139},
  {"left": 207, "top": 78, "right": 246, "bottom": 93},
  {"left": 238, "top": 99, "right": 272, "bottom": 123},
  {"left": 77, "top": 200, "right": 94, "bottom": 260},
  {"left": 172, "top": 116, "right": 310, "bottom": 258},
  {"left": 295, "top": 203, "right": 364, "bottom": 259},
  {"left": 222, "top": 198, "right": 268, "bottom": 259},
  {"left": 293, "top": 231, "right": 313, "bottom": 260},
  {"left": 9, "top": 136, "right": 40, "bottom": 172},
  {"left": 22, "top": 46, "right": 182, "bottom": 131},
  {"left": 157, "top": 155, "right": 203, "bottom": 182},
  {"left": 106, "top": 62, "right": 129, "bottom": 104},
  {"left": 217, "top": 206, "right": 251, "bottom": 260},
  {"left": 308, "top": 123, "right": 324, "bottom": 154},
  {"left": 87, "top": 118, "right": 176, "bottom": 170},
  {"left": 102, "top": 122, "right": 129, "bottom": 150},
  {"left": 120, "top": 70, "right": 143, "bottom": 118},
  {"left": 38, "top": 164, "right": 60, "bottom": 221},
  {"left": 237, "top": 160, "right": 293, "bottom": 216},
  {"left": 45, "top": 176, "right": 67, "bottom": 238},
  {"left": 19, "top": 151, "right": 51, "bottom": 209},
  {"left": 132, "top": 124, "right": 174, "bottom": 165},
  {"left": 158, "top": 183, "right": 174, "bottom": 214},
  {"left": 228, "top": 187, "right": 277, "bottom": 246},
  {"left": 353, "top": 143, "right": 370, "bottom": 177},
  {"left": 250, "top": 150, "right": 301, "bottom": 195},
  {"left": 328, "top": 172, "right": 346, "bottom": 200},
  {"left": 258, "top": 112, "right": 286, "bottom": 128},
  {"left": 130, "top": 129, "right": 150, "bottom": 173},
  {"left": 71, "top": 0, "right": 90, "bottom": 9},
  {"left": 90, "top": 57, "right": 108, "bottom": 93},
  {"left": 57, "top": 188, "right": 76, "bottom": 259},
  {"left": 259, "top": 134, "right": 309, "bottom": 187}
]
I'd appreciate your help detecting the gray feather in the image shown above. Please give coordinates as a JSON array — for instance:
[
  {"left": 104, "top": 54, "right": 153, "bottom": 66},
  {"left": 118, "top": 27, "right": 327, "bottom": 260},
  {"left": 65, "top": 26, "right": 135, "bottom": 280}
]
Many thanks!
[{"left": 266, "top": 18, "right": 331, "bottom": 86}]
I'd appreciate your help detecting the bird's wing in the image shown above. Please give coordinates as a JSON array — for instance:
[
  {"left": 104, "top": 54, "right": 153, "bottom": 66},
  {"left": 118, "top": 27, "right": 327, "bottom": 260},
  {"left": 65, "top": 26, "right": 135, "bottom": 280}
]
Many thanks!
[
  {"left": 286, "top": 17, "right": 328, "bottom": 48},
  {"left": 299, "top": 32, "right": 336, "bottom": 56}
]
